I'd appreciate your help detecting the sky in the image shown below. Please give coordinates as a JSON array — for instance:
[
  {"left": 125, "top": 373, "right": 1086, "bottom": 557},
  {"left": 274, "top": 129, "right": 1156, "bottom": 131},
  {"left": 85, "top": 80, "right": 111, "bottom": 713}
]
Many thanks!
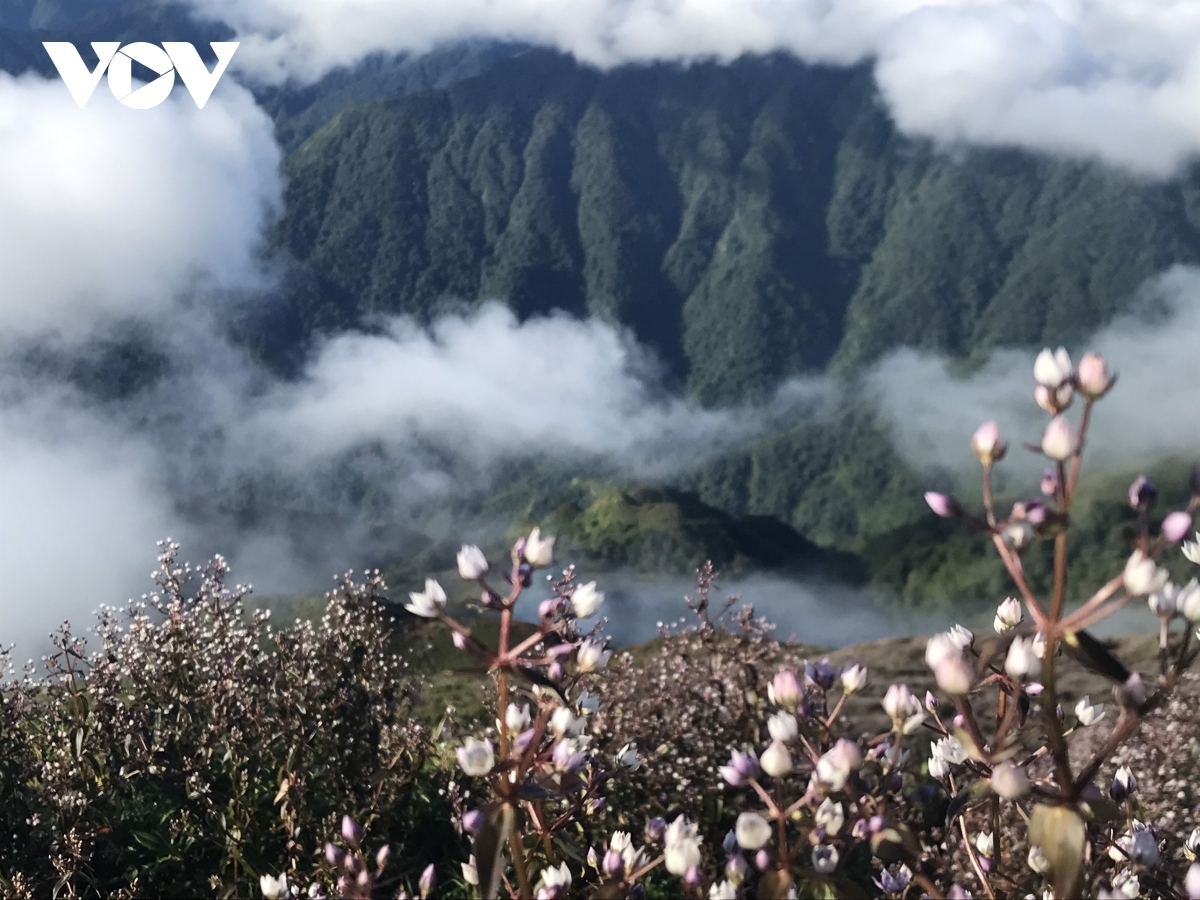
[{"left": 1, "top": 0, "right": 1199, "bottom": 651}]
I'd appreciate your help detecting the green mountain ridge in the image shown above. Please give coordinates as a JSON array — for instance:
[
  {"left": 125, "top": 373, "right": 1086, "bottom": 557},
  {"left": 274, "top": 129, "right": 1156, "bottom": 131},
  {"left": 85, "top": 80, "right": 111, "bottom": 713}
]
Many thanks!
[{"left": 4, "top": 11, "right": 1197, "bottom": 607}]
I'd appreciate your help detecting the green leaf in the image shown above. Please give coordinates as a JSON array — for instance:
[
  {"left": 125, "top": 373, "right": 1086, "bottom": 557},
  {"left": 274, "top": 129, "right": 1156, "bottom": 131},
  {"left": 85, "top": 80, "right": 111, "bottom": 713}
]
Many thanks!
[
  {"left": 1030, "top": 804, "right": 1086, "bottom": 900},
  {"left": 473, "top": 802, "right": 514, "bottom": 900}
]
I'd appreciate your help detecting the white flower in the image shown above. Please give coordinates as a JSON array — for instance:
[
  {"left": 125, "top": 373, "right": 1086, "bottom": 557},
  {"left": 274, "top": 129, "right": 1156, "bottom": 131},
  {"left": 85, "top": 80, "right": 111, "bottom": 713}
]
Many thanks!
[
  {"left": 1185, "top": 534, "right": 1200, "bottom": 566},
  {"left": 503, "top": 703, "right": 530, "bottom": 734},
  {"left": 570, "top": 581, "right": 604, "bottom": 618},
  {"left": 974, "top": 832, "right": 994, "bottom": 858},
  {"left": 840, "top": 663, "right": 867, "bottom": 694},
  {"left": 610, "top": 831, "right": 632, "bottom": 854},
  {"left": 538, "top": 861, "right": 572, "bottom": 890},
  {"left": 812, "top": 845, "right": 839, "bottom": 875},
  {"left": 576, "top": 690, "right": 600, "bottom": 713},
  {"left": 925, "top": 633, "right": 961, "bottom": 669},
  {"left": 935, "top": 735, "right": 968, "bottom": 765},
  {"left": 949, "top": 624, "right": 974, "bottom": 649},
  {"left": 456, "top": 738, "right": 495, "bottom": 777},
  {"left": 551, "top": 706, "right": 578, "bottom": 736},
  {"left": 994, "top": 597, "right": 1023, "bottom": 633},
  {"left": 735, "top": 811, "right": 772, "bottom": 850},
  {"left": 457, "top": 544, "right": 488, "bottom": 580},
  {"left": 1178, "top": 579, "right": 1200, "bottom": 622},
  {"left": 1111, "top": 823, "right": 1159, "bottom": 867},
  {"left": 405, "top": 578, "right": 447, "bottom": 618},
  {"left": 767, "top": 711, "right": 799, "bottom": 743},
  {"left": 664, "top": 816, "right": 702, "bottom": 876},
  {"left": 616, "top": 743, "right": 642, "bottom": 771},
  {"left": 461, "top": 855, "right": 478, "bottom": 886},
  {"left": 260, "top": 874, "right": 288, "bottom": 899},
  {"left": 1185, "top": 826, "right": 1200, "bottom": 862},
  {"left": 815, "top": 798, "right": 844, "bottom": 835},
  {"left": 1075, "top": 695, "right": 1104, "bottom": 727},
  {"left": 882, "top": 684, "right": 927, "bottom": 734},
  {"left": 1125, "top": 550, "right": 1169, "bottom": 596},
  {"left": 524, "top": 527, "right": 555, "bottom": 567},
  {"left": 576, "top": 639, "right": 611, "bottom": 673},
  {"left": 1034, "top": 346, "right": 1073, "bottom": 388},
  {"left": 1005, "top": 636, "right": 1041, "bottom": 680},
  {"left": 932, "top": 653, "right": 974, "bottom": 695},
  {"left": 760, "top": 740, "right": 793, "bottom": 779},
  {"left": 928, "top": 752, "right": 948, "bottom": 779},
  {"left": 709, "top": 881, "right": 737, "bottom": 900},
  {"left": 1028, "top": 846, "right": 1050, "bottom": 873},
  {"left": 1187, "top": 863, "right": 1200, "bottom": 900},
  {"left": 815, "top": 739, "right": 861, "bottom": 791}
]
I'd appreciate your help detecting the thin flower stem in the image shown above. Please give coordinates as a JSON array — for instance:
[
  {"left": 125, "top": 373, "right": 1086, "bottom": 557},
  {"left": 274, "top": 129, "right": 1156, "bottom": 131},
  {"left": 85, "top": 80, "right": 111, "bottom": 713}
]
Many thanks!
[{"left": 959, "top": 815, "right": 997, "bottom": 900}]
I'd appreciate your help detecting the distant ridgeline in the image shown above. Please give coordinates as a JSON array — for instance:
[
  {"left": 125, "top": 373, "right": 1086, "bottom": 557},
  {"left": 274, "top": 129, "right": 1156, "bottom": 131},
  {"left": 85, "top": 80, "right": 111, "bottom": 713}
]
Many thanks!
[{"left": 5, "top": 2, "right": 1199, "bottom": 604}]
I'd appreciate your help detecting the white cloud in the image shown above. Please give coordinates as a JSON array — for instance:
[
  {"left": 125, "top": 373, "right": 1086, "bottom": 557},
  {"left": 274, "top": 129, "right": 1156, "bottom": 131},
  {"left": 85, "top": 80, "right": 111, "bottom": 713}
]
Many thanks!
[
  {"left": 0, "top": 386, "right": 183, "bottom": 654},
  {"left": 0, "top": 72, "right": 281, "bottom": 340},
  {"left": 870, "top": 264, "right": 1200, "bottom": 480},
  {"left": 184, "top": 0, "right": 1200, "bottom": 176},
  {"left": 252, "top": 303, "right": 816, "bottom": 478}
]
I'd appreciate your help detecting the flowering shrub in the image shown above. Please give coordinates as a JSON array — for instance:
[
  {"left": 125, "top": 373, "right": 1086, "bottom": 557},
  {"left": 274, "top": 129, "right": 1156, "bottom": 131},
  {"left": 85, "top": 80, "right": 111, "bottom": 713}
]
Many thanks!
[
  {"left": 0, "top": 546, "right": 454, "bottom": 898},
  {"left": 3, "top": 346, "right": 1200, "bottom": 900}
]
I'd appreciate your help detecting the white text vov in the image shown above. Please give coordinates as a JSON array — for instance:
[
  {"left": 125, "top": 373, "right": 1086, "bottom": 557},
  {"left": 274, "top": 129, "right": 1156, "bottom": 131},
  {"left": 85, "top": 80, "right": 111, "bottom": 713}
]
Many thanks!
[{"left": 42, "top": 42, "right": 240, "bottom": 109}]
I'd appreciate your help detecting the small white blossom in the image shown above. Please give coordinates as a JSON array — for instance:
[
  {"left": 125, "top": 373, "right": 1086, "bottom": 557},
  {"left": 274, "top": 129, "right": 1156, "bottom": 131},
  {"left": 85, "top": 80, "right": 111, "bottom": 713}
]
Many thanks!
[
  {"left": 815, "top": 798, "right": 844, "bottom": 835},
  {"left": 1125, "top": 550, "right": 1169, "bottom": 596},
  {"left": 1005, "top": 636, "right": 1041, "bottom": 680},
  {"left": 1178, "top": 579, "right": 1200, "bottom": 622},
  {"left": 576, "top": 639, "right": 611, "bottom": 673},
  {"left": 735, "top": 812, "right": 772, "bottom": 850},
  {"left": 994, "top": 597, "right": 1023, "bottom": 633},
  {"left": 974, "top": 832, "right": 994, "bottom": 859},
  {"left": 840, "top": 663, "right": 867, "bottom": 694},
  {"left": 570, "top": 581, "right": 604, "bottom": 618},
  {"left": 1027, "top": 846, "right": 1050, "bottom": 873},
  {"left": 405, "top": 578, "right": 447, "bottom": 618},
  {"left": 812, "top": 845, "right": 839, "bottom": 875},
  {"left": 456, "top": 738, "right": 495, "bottom": 777},
  {"left": 1184, "top": 534, "right": 1200, "bottom": 566},
  {"left": 1075, "top": 695, "right": 1104, "bottom": 727},
  {"left": 1034, "top": 346, "right": 1073, "bottom": 388},
  {"left": 461, "top": 856, "right": 478, "bottom": 886},
  {"left": 616, "top": 743, "right": 642, "bottom": 771},
  {"left": 767, "top": 711, "right": 799, "bottom": 743},
  {"left": 260, "top": 874, "right": 288, "bottom": 900},
  {"left": 524, "top": 527, "right": 555, "bottom": 567},
  {"left": 457, "top": 545, "right": 488, "bottom": 580},
  {"left": 664, "top": 816, "right": 702, "bottom": 876},
  {"left": 760, "top": 740, "right": 793, "bottom": 779}
]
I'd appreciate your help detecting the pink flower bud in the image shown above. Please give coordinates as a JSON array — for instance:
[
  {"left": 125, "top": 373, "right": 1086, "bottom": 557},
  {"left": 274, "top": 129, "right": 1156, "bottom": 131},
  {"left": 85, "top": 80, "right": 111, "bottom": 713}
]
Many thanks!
[
  {"left": 538, "top": 599, "right": 557, "bottom": 619},
  {"left": 451, "top": 630, "right": 468, "bottom": 650},
  {"left": 1040, "top": 415, "right": 1077, "bottom": 461},
  {"left": 924, "top": 492, "right": 963, "bottom": 519},
  {"left": 603, "top": 850, "right": 624, "bottom": 877},
  {"left": 1162, "top": 511, "right": 1194, "bottom": 543},
  {"left": 462, "top": 810, "right": 486, "bottom": 835},
  {"left": 325, "top": 843, "right": 345, "bottom": 868},
  {"left": 419, "top": 864, "right": 435, "bottom": 898},
  {"left": 340, "top": 815, "right": 363, "bottom": 849},
  {"left": 767, "top": 670, "right": 803, "bottom": 711},
  {"left": 754, "top": 849, "right": 772, "bottom": 871},
  {"left": 684, "top": 865, "right": 703, "bottom": 886},
  {"left": 971, "top": 421, "right": 1008, "bottom": 466},
  {"left": 375, "top": 845, "right": 390, "bottom": 872},
  {"left": 1076, "top": 351, "right": 1114, "bottom": 399},
  {"left": 1129, "top": 476, "right": 1156, "bottom": 512}
]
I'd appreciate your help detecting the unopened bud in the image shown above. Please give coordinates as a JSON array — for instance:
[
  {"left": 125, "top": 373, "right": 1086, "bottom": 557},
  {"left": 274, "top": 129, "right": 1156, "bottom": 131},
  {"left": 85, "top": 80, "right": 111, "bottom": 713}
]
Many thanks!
[
  {"left": 1076, "top": 351, "right": 1114, "bottom": 399},
  {"left": 971, "top": 421, "right": 1008, "bottom": 466},
  {"left": 340, "top": 815, "right": 363, "bottom": 849},
  {"left": 924, "top": 491, "right": 963, "bottom": 519},
  {"left": 1162, "top": 511, "right": 1194, "bottom": 543},
  {"left": 990, "top": 762, "right": 1030, "bottom": 799},
  {"left": 461, "top": 810, "right": 486, "bottom": 835},
  {"left": 419, "top": 864, "right": 435, "bottom": 898},
  {"left": 1040, "top": 469, "right": 1058, "bottom": 497}
]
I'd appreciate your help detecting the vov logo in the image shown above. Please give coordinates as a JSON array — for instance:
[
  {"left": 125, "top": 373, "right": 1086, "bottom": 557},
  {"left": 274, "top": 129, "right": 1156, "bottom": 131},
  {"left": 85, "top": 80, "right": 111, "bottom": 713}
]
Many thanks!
[{"left": 43, "top": 41, "right": 240, "bottom": 109}]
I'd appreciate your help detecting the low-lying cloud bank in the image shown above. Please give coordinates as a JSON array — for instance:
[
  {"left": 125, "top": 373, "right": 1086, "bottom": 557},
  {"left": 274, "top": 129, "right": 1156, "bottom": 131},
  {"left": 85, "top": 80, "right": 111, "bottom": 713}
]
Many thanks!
[
  {"left": 871, "top": 265, "right": 1200, "bottom": 481},
  {"left": 184, "top": 0, "right": 1200, "bottom": 177}
]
